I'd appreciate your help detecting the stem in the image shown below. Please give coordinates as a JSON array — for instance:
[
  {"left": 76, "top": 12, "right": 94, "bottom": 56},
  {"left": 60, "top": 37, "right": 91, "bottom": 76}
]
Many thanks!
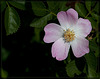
[
  {"left": 85, "top": 9, "right": 94, "bottom": 19},
  {"left": 6, "top": 1, "right": 10, "bottom": 7},
  {"left": 40, "top": 8, "right": 57, "bottom": 17},
  {"left": 50, "top": 12, "right": 57, "bottom": 16}
]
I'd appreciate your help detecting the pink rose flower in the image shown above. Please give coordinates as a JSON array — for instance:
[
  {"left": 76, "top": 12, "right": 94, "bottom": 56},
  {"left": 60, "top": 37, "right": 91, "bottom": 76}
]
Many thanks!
[{"left": 43, "top": 8, "right": 92, "bottom": 61}]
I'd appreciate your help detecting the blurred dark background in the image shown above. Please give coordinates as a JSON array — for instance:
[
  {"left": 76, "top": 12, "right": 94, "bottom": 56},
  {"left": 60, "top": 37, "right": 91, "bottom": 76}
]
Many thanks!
[
  {"left": 1, "top": 1, "right": 100, "bottom": 78},
  {"left": 1, "top": 2, "right": 67, "bottom": 78}
]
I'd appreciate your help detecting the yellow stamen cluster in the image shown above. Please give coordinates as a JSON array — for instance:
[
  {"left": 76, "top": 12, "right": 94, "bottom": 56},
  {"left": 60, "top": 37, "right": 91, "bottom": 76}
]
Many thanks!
[{"left": 64, "top": 29, "right": 75, "bottom": 42}]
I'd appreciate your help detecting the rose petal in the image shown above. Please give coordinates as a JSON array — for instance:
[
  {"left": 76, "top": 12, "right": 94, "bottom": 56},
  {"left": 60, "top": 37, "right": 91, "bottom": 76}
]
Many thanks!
[
  {"left": 57, "top": 8, "right": 78, "bottom": 30},
  {"left": 52, "top": 38, "right": 70, "bottom": 61},
  {"left": 66, "top": 8, "right": 78, "bottom": 26},
  {"left": 70, "top": 37, "right": 89, "bottom": 58},
  {"left": 43, "top": 23, "right": 63, "bottom": 43},
  {"left": 74, "top": 18, "right": 92, "bottom": 37},
  {"left": 57, "top": 11, "right": 69, "bottom": 30}
]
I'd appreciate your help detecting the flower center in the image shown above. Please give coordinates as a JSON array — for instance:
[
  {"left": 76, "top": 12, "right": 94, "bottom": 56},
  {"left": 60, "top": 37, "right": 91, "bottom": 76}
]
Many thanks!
[{"left": 64, "top": 28, "right": 75, "bottom": 42}]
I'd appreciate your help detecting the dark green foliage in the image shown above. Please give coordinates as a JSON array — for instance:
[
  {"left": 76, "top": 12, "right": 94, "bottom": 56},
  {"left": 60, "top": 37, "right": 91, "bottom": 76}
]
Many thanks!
[
  {"left": 75, "top": 3, "right": 87, "bottom": 17},
  {"left": 0, "top": 1, "right": 7, "bottom": 12},
  {"left": 85, "top": 52, "right": 98, "bottom": 77},
  {"left": 1, "top": 1, "right": 99, "bottom": 78},
  {"left": 66, "top": 60, "right": 81, "bottom": 77},
  {"left": 30, "top": 13, "right": 52, "bottom": 28},
  {"left": 8, "top": 1, "right": 26, "bottom": 10},
  {"left": 4, "top": 6, "right": 20, "bottom": 35},
  {"left": 31, "top": 1, "right": 48, "bottom": 16}
]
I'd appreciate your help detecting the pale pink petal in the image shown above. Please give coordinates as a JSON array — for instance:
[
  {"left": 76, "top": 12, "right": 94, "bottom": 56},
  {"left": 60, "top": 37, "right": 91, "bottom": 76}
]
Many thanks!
[
  {"left": 57, "top": 11, "right": 69, "bottom": 30},
  {"left": 43, "top": 23, "right": 63, "bottom": 43},
  {"left": 52, "top": 38, "right": 70, "bottom": 61},
  {"left": 66, "top": 8, "right": 78, "bottom": 26},
  {"left": 70, "top": 37, "right": 89, "bottom": 58},
  {"left": 57, "top": 8, "right": 78, "bottom": 30},
  {"left": 74, "top": 18, "right": 92, "bottom": 37}
]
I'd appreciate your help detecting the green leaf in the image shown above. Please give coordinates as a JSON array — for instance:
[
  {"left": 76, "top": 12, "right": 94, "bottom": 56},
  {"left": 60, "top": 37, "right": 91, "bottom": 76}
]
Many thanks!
[
  {"left": 58, "top": 1, "right": 68, "bottom": 11},
  {"left": 67, "top": 52, "right": 71, "bottom": 63},
  {"left": 89, "top": 40, "right": 99, "bottom": 57},
  {"left": 30, "top": 13, "right": 52, "bottom": 28},
  {"left": 47, "top": 1, "right": 55, "bottom": 11},
  {"left": 47, "top": 1, "right": 59, "bottom": 13},
  {"left": 4, "top": 6, "right": 20, "bottom": 35},
  {"left": 33, "top": 28, "right": 41, "bottom": 43},
  {"left": 66, "top": 60, "right": 81, "bottom": 77},
  {"left": 75, "top": 3, "right": 87, "bottom": 17},
  {"left": 83, "top": 65, "right": 87, "bottom": 74},
  {"left": 85, "top": 52, "right": 97, "bottom": 77},
  {"left": 91, "top": 12, "right": 100, "bottom": 21},
  {"left": 0, "top": 1, "right": 7, "bottom": 12},
  {"left": 91, "top": 1, "right": 96, "bottom": 7},
  {"left": 30, "top": 28, "right": 43, "bottom": 43},
  {"left": 85, "top": 52, "right": 97, "bottom": 71},
  {"left": 85, "top": 1, "right": 91, "bottom": 11},
  {"left": 47, "top": 1, "right": 68, "bottom": 13},
  {"left": 1, "top": 48, "right": 10, "bottom": 61},
  {"left": 1, "top": 68, "right": 8, "bottom": 78},
  {"left": 31, "top": 1, "right": 48, "bottom": 16},
  {"left": 89, "top": 40, "right": 98, "bottom": 52},
  {"left": 94, "top": 2, "right": 99, "bottom": 14},
  {"left": 8, "top": 1, "right": 26, "bottom": 10},
  {"left": 88, "top": 67, "right": 97, "bottom": 78}
]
